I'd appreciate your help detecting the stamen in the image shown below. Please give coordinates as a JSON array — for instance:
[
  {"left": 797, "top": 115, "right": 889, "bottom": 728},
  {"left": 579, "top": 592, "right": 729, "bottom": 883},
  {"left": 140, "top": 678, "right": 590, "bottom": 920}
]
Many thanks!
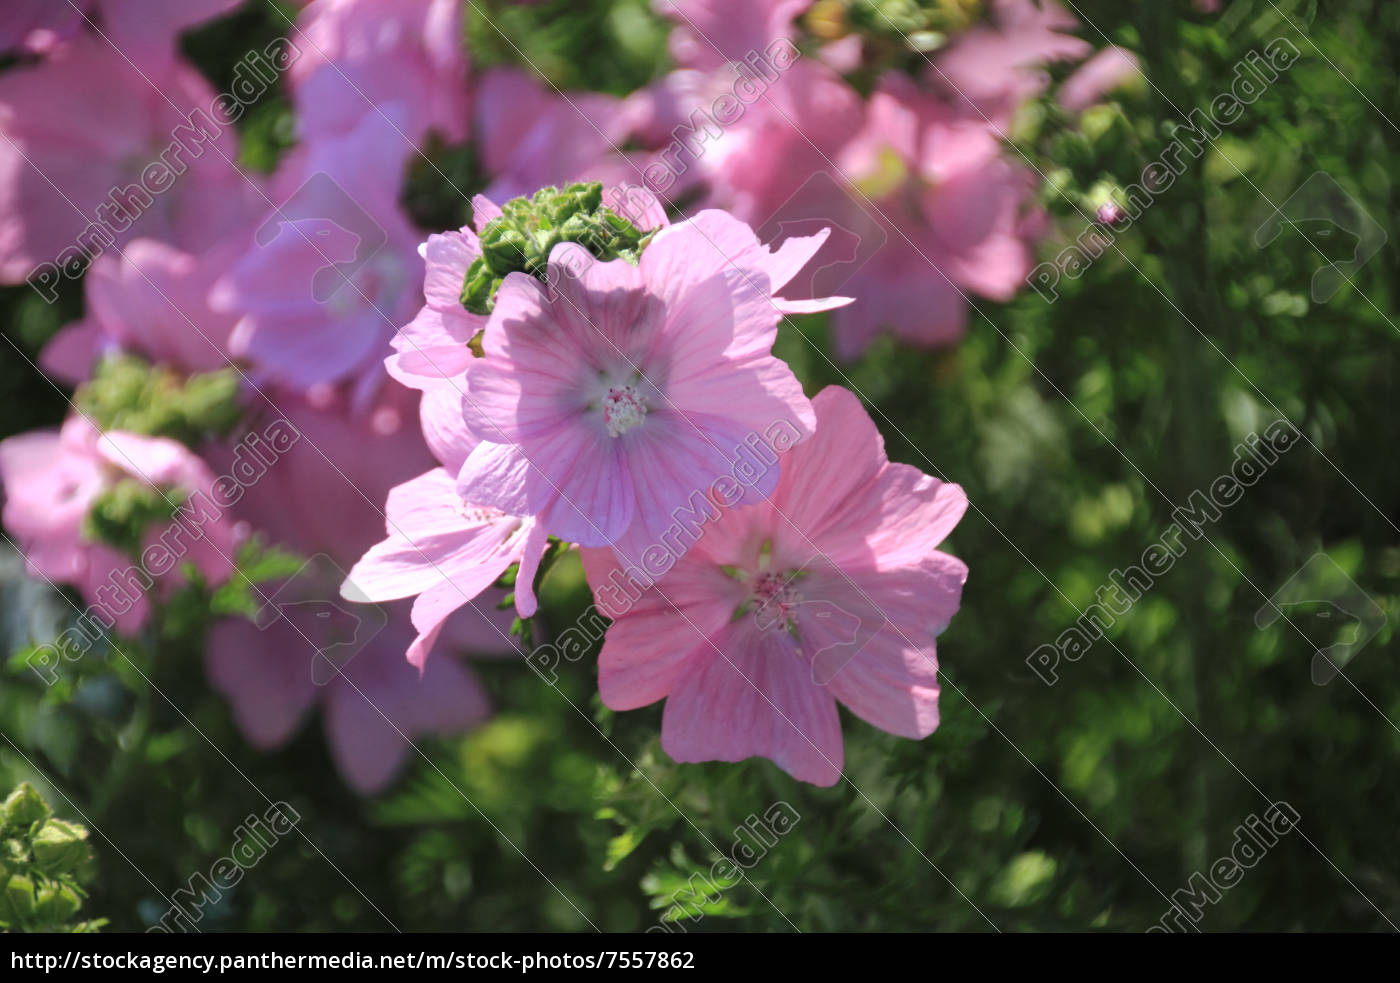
[
  {"left": 749, "top": 570, "right": 802, "bottom": 634},
  {"left": 602, "top": 385, "right": 648, "bottom": 437}
]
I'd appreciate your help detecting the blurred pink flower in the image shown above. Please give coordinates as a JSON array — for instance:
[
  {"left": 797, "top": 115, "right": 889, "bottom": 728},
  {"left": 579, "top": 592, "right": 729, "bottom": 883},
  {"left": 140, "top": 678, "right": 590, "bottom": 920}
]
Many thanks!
[
  {"left": 213, "top": 111, "right": 422, "bottom": 404},
  {"left": 1059, "top": 45, "right": 1141, "bottom": 111},
  {"left": 0, "top": 416, "right": 237, "bottom": 635},
  {"left": 702, "top": 58, "right": 863, "bottom": 224},
  {"left": 475, "top": 68, "right": 641, "bottom": 202},
  {"left": 583, "top": 386, "right": 968, "bottom": 786},
  {"left": 0, "top": 35, "right": 257, "bottom": 284},
  {"left": 202, "top": 387, "right": 514, "bottom": 791},
  {"left": 638, "top": 0, "right": 857, "bottom": 223},
  {"left": 453, "top": 210, "right": 848, "bottom": 565},
  {"left": 817, "top": 73, "right": 1040, "bottom": 356},
  {"left": 929, "top": 0, "right": 1090, "bottom": 126},
  {"left": 41, "top": 238, "right": 244, "bottom": 386},
  {"left": 656, "top": 0, "right": 812, "bottom": 73},
  {"left": 0, "top": 0, "right": 241, "bottom": 58},
  {"left": 204, "top": 385, "right": 437, "bottom": 565},
  {"left": 288, "top": 0, "right": 468, "bottom": 145},
  {"left": 207, "top": 590, "right": 492, "bottom": 795}
]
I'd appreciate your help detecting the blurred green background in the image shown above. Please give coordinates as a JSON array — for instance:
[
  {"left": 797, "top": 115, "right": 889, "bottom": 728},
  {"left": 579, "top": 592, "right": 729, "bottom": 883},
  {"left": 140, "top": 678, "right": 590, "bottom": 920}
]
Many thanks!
[{"left": 2, "top": 0, "right": 1398, "bottom": 932}]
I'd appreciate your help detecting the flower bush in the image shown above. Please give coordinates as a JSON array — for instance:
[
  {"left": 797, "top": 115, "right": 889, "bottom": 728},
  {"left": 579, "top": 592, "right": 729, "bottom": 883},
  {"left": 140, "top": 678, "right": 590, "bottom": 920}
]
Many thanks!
[{"left": 0, "top": 0, "right": 1396, "bottom": 934}]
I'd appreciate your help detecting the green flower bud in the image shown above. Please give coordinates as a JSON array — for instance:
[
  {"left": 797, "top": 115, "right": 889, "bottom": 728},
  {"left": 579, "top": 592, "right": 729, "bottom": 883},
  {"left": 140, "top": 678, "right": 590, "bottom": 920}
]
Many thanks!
[
  {"left": 460, "top": 182, "right": 657, "bottom": 316},
  {"left": 180, "top": 370, "right": 243, "bottom": 436},
  {"left": 481, "top": 227, "right": 532, "bottom": 277},
  {"left": 2, "top": 784, "right": 50, "bottom": 832},
  {"left": 32, "top": 819, "right": 90, "bottom": 877},
  {"left": 35, "top": 882, "right": 83, "bottom": 924},
  {"left": 75, "top": 354, "right": 242, "bottom": 445},
  {"left": 3, "top": 873, "right": 35, "bottom": 920}
]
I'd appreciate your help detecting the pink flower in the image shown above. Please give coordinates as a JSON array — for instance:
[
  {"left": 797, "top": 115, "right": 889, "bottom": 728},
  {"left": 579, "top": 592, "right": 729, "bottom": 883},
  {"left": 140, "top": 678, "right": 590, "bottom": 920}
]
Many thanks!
[
  {"left": 344, "top": 382, "right": 548, "bottom": 670},
  {"left": 383, "top": 199, "right": 496, "bottom": 393},
  {"left": 207, "top": 591, "right": 491, "bottom": 795},
  {"left": 40, "top": 238, "right": 242, "bottom": 386},
  {"left": 213, "top": 111, "right": 423, "bottom": 404},
  {"left": 696, "top": 57, "right": 864, "bottom": 228},
  {"left": 288, "top": 0, "right": 469, "bottom": 145},
  {"left": 0, "top": 35, "right": 257, "bottom": 284},
  {"left": 452, "top": 210, "right": 849, "bottom": 566},
  {"left": 929, "top": 0, "right": 1091, "bottom": 126},
  {"left": 0, "top": 0, "right": 240, "bottom": 58},
  {"left": 0, "top": 416, "right": 237, "bottom": 635},
  {"left": 344, "top": 467, "right": 547, "bottom": 669},
  {"left": 638, "top": 10, "right": 861, "bottom": 228},
  {"left": 475, "top": 68, "right": 642, "bottom": 202},
  {"left": 202, "top": 385, "right": 437, "bottom": 565},
  {"left": 656, "top": 0, "right": 812, "bottom": 73},
  {"left": 814, "top": 73, "right": 1039, "bottom": 356},
  {"left": 582, "top": 386, "right": 968, "bottom": 786},
  {"left": 1058, "top": 45, "right": 1141, "bottom": 112},
  {"left": 201, "top": 387, "right": 515, "bottom": 790}
]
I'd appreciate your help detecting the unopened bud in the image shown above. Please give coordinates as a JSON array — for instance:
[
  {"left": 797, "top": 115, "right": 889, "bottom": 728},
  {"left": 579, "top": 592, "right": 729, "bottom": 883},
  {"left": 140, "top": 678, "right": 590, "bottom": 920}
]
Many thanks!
[
  {"left": 2, "top": 784, "right": 50, "bottom": 832},
  {"left": 35, "top": 881, "right": 82, "bottom": 923},
  {"left": 3, "top": 873, "right": 36, "bottom": 920},
  {"left": 32, "top": 819, "right": 90, "bottom": 876}
]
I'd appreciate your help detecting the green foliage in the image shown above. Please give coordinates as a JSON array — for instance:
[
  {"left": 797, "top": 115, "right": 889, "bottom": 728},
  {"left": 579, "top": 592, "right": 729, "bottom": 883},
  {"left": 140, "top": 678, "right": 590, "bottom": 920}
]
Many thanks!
[
  {"left": 0, "top": 784, "right": 104, "bottom": 932},
  {"left": 460, "top": 182, "right": 657, "bottom": 315},
  {"left": 466, "top": 0, "right": 671, "bottom": 96}
]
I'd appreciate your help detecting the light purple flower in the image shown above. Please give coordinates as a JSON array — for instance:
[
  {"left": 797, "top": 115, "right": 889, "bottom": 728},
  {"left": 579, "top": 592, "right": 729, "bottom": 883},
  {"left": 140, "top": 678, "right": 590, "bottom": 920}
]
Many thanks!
[
  {"left": 386, "top": 186, "right": 668, "bottom": 394},
  {"left": 0, "top": 0, "right": 241, "bottom": 59},
  {"left": 288, "top": 0, "right": 469, "bottom": 145},
  {"left": 41, "top": 238, "right": 244, "bottom": 385},
  {"left": 213, "top": 111, "right": 423, "bottom": 404},
  {"left": 345, "top": 380, "right": 547, "bottom": 670},
  {"left": 452, "top": 210, "right": 849, "bottom": 566}
]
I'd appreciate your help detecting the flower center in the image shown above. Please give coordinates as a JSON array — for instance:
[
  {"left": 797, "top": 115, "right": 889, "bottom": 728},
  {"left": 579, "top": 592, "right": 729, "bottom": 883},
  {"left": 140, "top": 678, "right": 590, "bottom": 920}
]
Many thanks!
[
  {"left": 748, "top": 570, "right": 802, "bottom": 634},
  {"left": 456, "top": 501, "right": 505, "bottom": 525},
  {"left": 602, "top": 385, "right": 648, "bottom": 437}
]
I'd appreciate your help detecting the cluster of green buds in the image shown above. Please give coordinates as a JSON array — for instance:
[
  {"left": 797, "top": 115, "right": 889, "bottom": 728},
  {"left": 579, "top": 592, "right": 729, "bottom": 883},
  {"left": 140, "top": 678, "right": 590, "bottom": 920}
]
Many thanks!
[
  {"left": 460, "top": 182, "right": 657, "bottom": 316},
  {"left": 807, "top": 0, "right": 982, "bottom": 53},
  {"left": 0, "top": 784, "right": 103, "bottom": 932},
  {"left": 75, "top": 354, "right": 242, "bottom": 447}
]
